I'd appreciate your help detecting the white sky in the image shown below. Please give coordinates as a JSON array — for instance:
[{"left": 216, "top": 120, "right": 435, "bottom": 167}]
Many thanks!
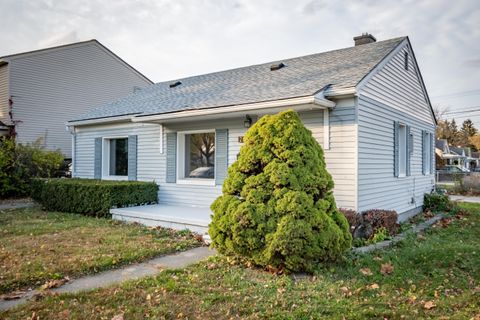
[{"left": 1, "top": 0, "right": 479, "bottom": 124}]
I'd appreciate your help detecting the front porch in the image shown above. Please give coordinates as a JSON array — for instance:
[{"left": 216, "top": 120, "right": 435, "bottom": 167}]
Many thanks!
[{"left": 111, "top": 204, "right": 212, "bottom": 236}]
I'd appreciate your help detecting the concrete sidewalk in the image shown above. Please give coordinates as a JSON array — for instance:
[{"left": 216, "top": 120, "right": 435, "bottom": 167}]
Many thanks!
[
  {"left": 449, "top": 195, "right": 480, "bottom": 203},
  {"left": 0, "top": 246, "right": 216, "bottom": 311}
]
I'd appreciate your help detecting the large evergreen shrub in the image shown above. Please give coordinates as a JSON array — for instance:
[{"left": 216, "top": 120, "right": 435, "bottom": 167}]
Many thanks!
[{"left": 209, "top": 110, "right": 351, "bottom": 272}]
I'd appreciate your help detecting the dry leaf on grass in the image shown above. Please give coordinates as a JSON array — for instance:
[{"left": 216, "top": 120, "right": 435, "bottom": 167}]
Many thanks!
[
  {"left": 423, "top": 300, "right": 436, "bottom": 310},
  {"left": 367, "top": 283, "right": 380, "bottom": 290},
  {"left": 380, "top": 262, "right": 394, "bottom": 275},
  {"left": 111, "top": 313, "right": 124, "bottom": 320},
  {"left": 360, "top": 268, "right": 373, "bottom": 276}
]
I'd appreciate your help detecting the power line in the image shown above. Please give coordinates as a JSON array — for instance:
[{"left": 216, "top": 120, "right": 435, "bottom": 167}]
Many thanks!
[
  {"left": 431, "top": 89, "right": 480, "bottom": 99},
  {"left": 443, "top": 107, "right": 480, "bottom": 115}
]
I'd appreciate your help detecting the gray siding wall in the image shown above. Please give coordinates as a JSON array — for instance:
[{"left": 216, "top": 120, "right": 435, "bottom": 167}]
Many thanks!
[
  {"left": 73, "top": 100, "right": 357, "bottom": 209},
  {"left": 0, "top": 64, "right": 9, "bottom": 125},
  {"left": 358, "top": 44, "right": 435, "bottom": 217},
  {"left": 5, "top": 42, "right": 151, "bottom": 157}
]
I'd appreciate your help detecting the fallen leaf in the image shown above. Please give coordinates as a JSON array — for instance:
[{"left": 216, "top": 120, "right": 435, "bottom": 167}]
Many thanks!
[
  {"left": 360, "top": 268, "right": 373, "bottom": 276},
  {"left": 367, "top": 283, "right": 380, "bottom": 290},
  {"left": 206, "top": 263, "right": 217, "bottom": 270},
  {"left": 1, "top": 290, "right": 26, "bottom": 300},
  {"left": 146, "top": 294, "right": 151, "bottom": 301},
  {"left": 380, "top": 262, "right": 394, "bottom": 275},
  {"left": 424, "top": 300, "right": 436, "bottom": 310},
  {"left": 40, "top": 278, "right": 68, "bottom": 290},
  {"left": 111, "top": 314, "right": 124, "bottom": 320}
]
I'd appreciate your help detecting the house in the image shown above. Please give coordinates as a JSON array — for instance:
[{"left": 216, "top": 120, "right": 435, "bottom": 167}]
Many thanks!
[
  {"left": 435, "top": 139, "right": 462, "bottom": 168},
  {"left": 0, "top": 40, "right": 153, "bottom": 158},
  {"left": 68, "top": 34, "right": 436, "bottom": 232}
]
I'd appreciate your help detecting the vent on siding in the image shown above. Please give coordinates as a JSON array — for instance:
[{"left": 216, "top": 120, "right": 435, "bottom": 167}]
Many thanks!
[
  {"left": 404, "top": 52, "right": 409, "bottom": 71},
  {"left": 169, "top": 81, "right": 182, "bottom": 88},
  {"left": 270, "top": 62, "right": 285, "bottom": 71}
]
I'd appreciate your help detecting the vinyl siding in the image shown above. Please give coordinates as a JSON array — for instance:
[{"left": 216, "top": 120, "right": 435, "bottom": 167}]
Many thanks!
[
  {"left": 73, "top": 101, "right": 357, "bottom": 209},
  {"left": 0, "top": 64, "right": 9, "bottom": 125},
  {"left": 357, "top": 44, "right": 435, "bottom": 217},
  {"left": 5, "top": 42, "right": 151, "bottom": 157}
]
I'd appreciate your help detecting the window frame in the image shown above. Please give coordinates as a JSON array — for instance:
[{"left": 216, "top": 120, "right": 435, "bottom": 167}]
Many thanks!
[
  {"left": 102, "top": 136, "right": 129, "bottom": 181},
  {"left": 398, "top": 123, "right": 407, "bottom": 177},
  {"left": 176, "top": 129, "right": 216, "bottom": 186},
  {"left": 424, "top": 131, "right": 433, "bottom": 175}
]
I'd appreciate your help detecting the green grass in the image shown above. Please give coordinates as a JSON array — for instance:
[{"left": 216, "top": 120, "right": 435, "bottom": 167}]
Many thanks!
[
  {"left": 2, "top": 204, "right": 479, "bottom": 319},
  {"left": 0, "top": 207, "right": 201, "bottom": 294}
]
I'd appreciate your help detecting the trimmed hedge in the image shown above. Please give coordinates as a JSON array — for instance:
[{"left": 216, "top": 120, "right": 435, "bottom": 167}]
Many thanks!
[{"left": 32, "top": 178, "right": 158, "bottom": 217}]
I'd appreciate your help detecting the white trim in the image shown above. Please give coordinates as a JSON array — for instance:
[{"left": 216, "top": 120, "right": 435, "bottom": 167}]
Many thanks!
[
  {"left": 67, "top": 114, "right": 137, "bottom": 127},
  {"left": 133, "top": 95, "right": 334, "bottom": 123},
  {"left": 324, "top": 87, "right": 357, "bottom": 98},
  {"left": 323, "top": 109, "right": 330, "bottom": 150},
  {"left": 176, "top": 129, "right": 216, "bottom": 186},
  {"left": 159, "top": 124, "right": 163, "bottom": 154},
  {"left": 102, "top": 136, "right": 129, "bottom": 181},
  {"left": 176, "top": 179, "right": 216, "bottom": 186}
]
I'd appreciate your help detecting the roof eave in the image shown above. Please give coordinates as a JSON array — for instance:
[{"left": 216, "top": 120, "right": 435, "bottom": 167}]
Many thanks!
[{"left": 131, "top": 94, "right": 335, "bottom": 123}]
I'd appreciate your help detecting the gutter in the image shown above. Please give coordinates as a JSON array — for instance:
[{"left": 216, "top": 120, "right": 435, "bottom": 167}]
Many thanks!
[
  {"left": 66, "top": 114, "right": 139, "bottom": 127},
  {"left": 132, "top": 95, "right": 335, "bottom": 123},
  {"left": 323, "top": 87, "right": 357, "bottom": 98},
  {"left": 67, "top": 94, "right": 336, "bottom": 127}
]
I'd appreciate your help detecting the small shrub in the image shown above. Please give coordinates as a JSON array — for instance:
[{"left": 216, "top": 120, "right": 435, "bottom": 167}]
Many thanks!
[
  {"left": 361, "top": 209, "right": 399, "bottom": 237},
  {"left": 366, "top": 227, "right": 389, "bottom": 245},
  {"left": 423, "top": 193, "right": 452, "bottom": 212},
  {"left": 454, "top": 174, "right": 480, "bottom": 195},
  {"left": 0, "top": 137, "right": 63, "bottom": 198},
  {"left": 339, "top": 208, "right": 359, "bottom": 234},
  {"left": 209, "top": 110, "right": 351, "bottom": 273},
  {"left": 31, "top": 178, "right": 158, "bottom": 217},
  {"left": 340, "top": 208, "right": 399, "bottom": 245}
]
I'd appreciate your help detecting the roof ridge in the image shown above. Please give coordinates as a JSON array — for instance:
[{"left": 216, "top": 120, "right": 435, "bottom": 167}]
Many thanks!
[
  {"left": 0, "top": 39, "right": 97, "bottom": 59},
  {"left": 155, "top": 36, "right": 407, "bottom": 85}
]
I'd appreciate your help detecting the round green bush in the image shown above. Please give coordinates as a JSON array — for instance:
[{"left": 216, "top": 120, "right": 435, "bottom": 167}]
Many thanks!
[{"left": 209, "top": 110, "right": 352, "bottom": 272}]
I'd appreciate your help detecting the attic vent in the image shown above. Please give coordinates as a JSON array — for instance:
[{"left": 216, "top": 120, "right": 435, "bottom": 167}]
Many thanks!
[
  {"left": 169, "top": 81, "right": 182, "bottom": 88},
  {"left": 270, "top": 62, "right": 285, "bottom": 71},
  {"left": 404, "top": 52, "right": 409, "bottom": 71}
]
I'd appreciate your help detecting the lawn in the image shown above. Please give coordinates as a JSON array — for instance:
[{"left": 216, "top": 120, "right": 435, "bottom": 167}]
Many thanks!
[
  {"left": 0, "top": 207, "right": 201, "bottom": 294},
  {"left": 2, "top": 203, "right": 479, "bottom": 319}
]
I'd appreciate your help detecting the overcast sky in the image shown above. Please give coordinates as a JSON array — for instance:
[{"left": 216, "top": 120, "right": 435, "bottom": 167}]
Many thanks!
[{"left": 1, "top": 0, "right": 479, "bottom": 124}]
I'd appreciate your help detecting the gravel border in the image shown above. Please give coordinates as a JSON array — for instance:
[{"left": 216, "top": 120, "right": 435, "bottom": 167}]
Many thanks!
[{"left": 352, "top": 214, "right": 446, "bottom": 254}]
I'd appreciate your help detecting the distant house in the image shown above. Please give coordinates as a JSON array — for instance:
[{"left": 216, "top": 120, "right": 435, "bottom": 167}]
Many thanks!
[
  {"left": 68, "top": 34, "right": 436, "bottom": 230},
  {"left": 0, "top": 40, "right": 153, "bottom": 158},
  {"left": 435, "top": 139, "right": 461, "bottom": 168}
]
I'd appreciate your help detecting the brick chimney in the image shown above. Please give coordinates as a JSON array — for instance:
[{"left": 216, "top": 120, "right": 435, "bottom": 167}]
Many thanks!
[{"left": 354, "top": 33, "right": 377, "bottom": 46}]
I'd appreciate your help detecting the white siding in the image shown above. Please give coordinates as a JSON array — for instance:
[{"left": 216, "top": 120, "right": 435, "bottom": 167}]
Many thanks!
[
  {"left": 74, "top": 101, "right": 358, "bottom": 209},
  {"left": 357, "top": 44, "right": 436, "bottom": 217},
  {"left": 0, "top": 64, "right": 8, "bottom": 125},
  {"left": 6, "top": 42, "right": 151, "bottom": 157}
]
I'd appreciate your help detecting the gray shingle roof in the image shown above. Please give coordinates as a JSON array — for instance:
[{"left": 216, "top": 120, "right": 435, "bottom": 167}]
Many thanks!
[{"left": 72, "top": 37, "right": 405, "bottom": 122}]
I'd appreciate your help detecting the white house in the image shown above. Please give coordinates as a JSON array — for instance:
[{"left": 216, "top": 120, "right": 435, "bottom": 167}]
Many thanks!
[
  {"left": 68, "top": 34, "right": 436, "bottom": 232},
  {"left": 0, "top": 40, "right": 153, "bottom": 158}
]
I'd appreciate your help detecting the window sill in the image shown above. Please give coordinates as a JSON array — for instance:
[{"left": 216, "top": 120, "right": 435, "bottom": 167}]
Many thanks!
[
  {"left": 102, "top": 175, "right": 129, "bottom": 181},
  {"left": 176, "top": 179, "right": 215, "bottom": 186}
]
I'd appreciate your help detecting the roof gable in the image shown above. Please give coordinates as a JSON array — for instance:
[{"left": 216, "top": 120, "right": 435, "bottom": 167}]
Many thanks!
[
  {"left": 72, "top": 37, "right": 405, "bottom": 122},
  {"left": 0, "top": 40, "right": 152, "bottom": 85}
]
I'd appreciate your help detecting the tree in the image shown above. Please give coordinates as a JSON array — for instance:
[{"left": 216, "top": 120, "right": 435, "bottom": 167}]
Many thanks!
[
  {"left": 209, "top": 110, "right": 352, "bottom": 273},
  {"left": 469, "top": 134, "right": 480, "bottom": 151}
]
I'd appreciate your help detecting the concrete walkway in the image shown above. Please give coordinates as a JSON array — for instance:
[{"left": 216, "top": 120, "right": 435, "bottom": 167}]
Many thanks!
[
  {"left": 0, "top": 200, "right": 35, "bottom": 210},
  {"left": 0, "top": 246, "right": 216, "bottom": 311},
  {"left": 449, "top": 195, "right": 480, "bottom": 203}
]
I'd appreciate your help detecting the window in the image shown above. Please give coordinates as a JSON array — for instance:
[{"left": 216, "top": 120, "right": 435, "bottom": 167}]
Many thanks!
[
  {"left": 178, "top": 131, "right": 215, "bottom": 183},
  {"left": 105, "top": 138, "right": 128, "bottom": 177},
  {"left": 423, "top": 132, "right": 433, "bottom": 174},
  {"left": 398, "top": 124, "right": 407, "bottom": 177}
]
